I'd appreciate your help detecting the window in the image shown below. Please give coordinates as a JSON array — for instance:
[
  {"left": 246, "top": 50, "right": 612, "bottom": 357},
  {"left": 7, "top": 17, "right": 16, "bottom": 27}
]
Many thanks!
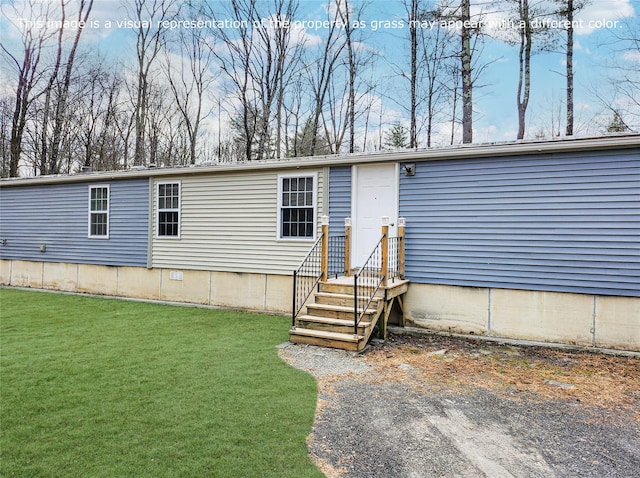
[
  {"left": 157, "top": 181, "right": 180, "bottom": 238},
  {"left": 278, "top": 174, "right": 316, "bottom": 240},
  {"left": 88, "top": 185, "right": 109, "bottom": 238}
]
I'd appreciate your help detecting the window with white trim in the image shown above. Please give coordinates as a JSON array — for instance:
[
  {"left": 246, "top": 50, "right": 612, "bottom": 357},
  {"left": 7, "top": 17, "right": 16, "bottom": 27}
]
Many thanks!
[
  {"left": 157, "top": 181, "right": 180, "bottom": 237},
  {"left": 88, "top": 185, "right": 109, "bottom": 238},
  {"left": 278, "top": 174, "right": 316, "bottom": 240}
]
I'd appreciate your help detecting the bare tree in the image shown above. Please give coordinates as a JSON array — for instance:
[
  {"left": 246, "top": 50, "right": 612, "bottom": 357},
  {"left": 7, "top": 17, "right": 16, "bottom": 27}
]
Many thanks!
[
  {"left": 74, "top": 59, "right": 126, "bottom": 171},
  {"left": 406, "top": 0, "right": 419, "bottom": 148},
  {"left": 0, "top": 97, "right": 12, "bottom": 177},
  {"left": 0, "top": 0, "right": 57, "bottom": 176},
  {"left": 390, "top": 1, "right": 456, "bottom": 148},
  {"left": 460, "top": 0, "right": 473, "bottom": 143},
  {"left": 593, "top": 16, "right": 640, "bottom": 131},
  {"left": 127, "top": 0, "right": 175, "bottom": 166},
  {"left": 436, "top": 0, "right": 488, "bottom": 144},
  {"left": 335, "top": 0, "right": 360, "bottom": 153},
  {"left": 554, "top": 0, "right": 591, "bottom": 136},
  {"left": 145, "top": 81, "right": 188, "bottom": 166},
  {"left": 419, "top": 8, "right": 457, "bottom": 147},
  {"left": 272, "top": 1, "right": 305, "bottom": 158},
  {"left": 552, "top": 0, "right": 590, "bottom": 136},
  {"left": 38, "top": 2, "right": 66, "bottom": 174},
  {"left": 163, "top": 3, "right": 217, "bottom": 165},
  {"left": 283, "top": 72, "right": 305, "bottom": 157},
  {"left": 39, "top": 0, "right": 95, "bottom": 175},
  {"left": 514, "top": 0, "right": 533, "bottom": 140},
  {"left": 324, "top": 66, "right": 350, "bottom": 153},
  {"left": 500, "top": 0, "right": 557, "bottom": 139},
  {"left": 204, "top": 0, "right": 303, "bottom": 161},
  {"left": 255, "top": 0, "right": 303, "bottom": 159},
  {"left": 304, "top": 3, "right": 347, "bottom": 156},
  {"left": 96, "top": 70, "right": 127, "bottom": 171}
]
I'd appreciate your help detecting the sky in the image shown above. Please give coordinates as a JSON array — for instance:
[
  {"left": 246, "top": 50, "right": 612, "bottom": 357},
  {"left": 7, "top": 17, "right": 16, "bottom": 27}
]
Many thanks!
[{"left": 1, "top": 0, "right": 639, "bottom": 150}]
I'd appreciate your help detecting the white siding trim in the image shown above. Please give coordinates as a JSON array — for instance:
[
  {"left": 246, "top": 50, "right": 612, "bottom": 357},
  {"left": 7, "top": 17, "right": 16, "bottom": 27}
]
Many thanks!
[
  {"left": 88, "top": 184, "right": 110, "bottom": 239},
  {"left": 156, "top": 180, "right": 181, "bottom": 240},
  {"left": 276, "top": 172, "right": 318, "bottom": 242}
]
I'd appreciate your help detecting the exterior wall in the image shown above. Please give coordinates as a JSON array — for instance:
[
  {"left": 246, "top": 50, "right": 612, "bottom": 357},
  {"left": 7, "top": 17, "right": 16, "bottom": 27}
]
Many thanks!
[
  {"left": 399, "top": 149, "right": 640, "bottom": 297},
  {"left": 0, "top": 179, "right": 149, "bottom": 267},
  {"left": 404, "top": 283, "right": 640, "bottom": 351},
  {"left": 0, "top": 260, "right": 11, "bottom": 284},
  {"left": 5, "top": 260, "right": 43, "bottom": 288},
  {"left": 3, "top": 259, "right": 637, "bottom": 351},
  {"left": 1, "top": 138, "right": 638, "bottom": 351},
  {"left": 328, "top": 166, "right": 352, "bottom": 236},
  {"left": 1, "top": 260, "right": 292, "bottom": 314},
  {"left": 151, "top": 169, "right": 324, "bottom": 274},
  {"left": 77, "top": 264, "right": 118, "bottom": 296},
  {"left": 594, "top": 296, "right": 640, "bottom": 350}
]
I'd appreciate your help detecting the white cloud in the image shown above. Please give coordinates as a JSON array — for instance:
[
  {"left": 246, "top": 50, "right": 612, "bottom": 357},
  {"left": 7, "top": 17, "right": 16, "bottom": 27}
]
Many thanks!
[
  {"left": 622, "top": 49, "right": 640, "bottom": 63},
  {"left": 575, "top": 0, "right": 635, "bottom": 35},
  {"left": 258, "top": 13, "right": 323, "bottom": 48}
]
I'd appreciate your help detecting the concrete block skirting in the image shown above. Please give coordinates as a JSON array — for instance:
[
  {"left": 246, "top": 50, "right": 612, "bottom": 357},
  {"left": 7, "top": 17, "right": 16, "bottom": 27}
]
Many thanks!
[
  {"left": 1, "top": 260, "right": 292, "bottom": 315},
  {"left": 2, "top": 260, "right": 638, "bottom": 352},
  {"left": 404, "top": 283, "right": 639, "bottom": 352}
]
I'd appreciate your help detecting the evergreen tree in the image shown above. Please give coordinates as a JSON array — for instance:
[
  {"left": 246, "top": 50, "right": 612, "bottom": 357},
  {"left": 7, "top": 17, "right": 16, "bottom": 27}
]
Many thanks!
[
  {"left": 290, "top": 117, "right": 330, "bottom": 157},
  {"left": 384, "top": 122, "right": 409, "bottom": 149},
  {"left": 606, "top": 111, "right": 630, "bottom": 133}
]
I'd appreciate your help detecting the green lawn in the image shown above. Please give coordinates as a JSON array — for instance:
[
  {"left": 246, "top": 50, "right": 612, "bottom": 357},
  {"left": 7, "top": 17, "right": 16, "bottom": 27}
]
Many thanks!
[{"left": 0, "top": 288, "right": 323, "bottom": 478}]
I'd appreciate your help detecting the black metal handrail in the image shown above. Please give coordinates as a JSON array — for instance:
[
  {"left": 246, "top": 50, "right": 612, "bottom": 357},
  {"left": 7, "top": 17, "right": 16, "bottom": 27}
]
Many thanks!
[
  {"left": 292, "top": 234, "right": 347, "bottom": 326},
  {"left": 292, "top": 235, "right": 323, "bottom": 326},
  {"left": 327, "top": 235, "right": 346, "bottom": 279},
  {"left": 387, "top": 236, "right": 404, "bottom": 283},
  {"left": 353, "top": 236, "right": 385, "bottom": 335}
]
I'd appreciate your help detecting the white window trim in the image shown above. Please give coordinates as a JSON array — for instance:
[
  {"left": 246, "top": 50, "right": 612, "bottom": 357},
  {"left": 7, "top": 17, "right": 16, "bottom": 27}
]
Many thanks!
[
  {"left": 88, "top": 184, "right": 110, "bottom": 239},
  {"left": 156, "top": 180, "right": 181, "bottom": 239},
  {"left": 277, "top": 172, "right": 318, "bottom": 241}
]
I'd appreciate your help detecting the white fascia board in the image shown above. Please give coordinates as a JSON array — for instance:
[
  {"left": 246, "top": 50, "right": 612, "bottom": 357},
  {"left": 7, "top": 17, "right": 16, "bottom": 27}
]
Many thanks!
[{"left": 2, "top": 134, "right": 638, "bottom": 188}]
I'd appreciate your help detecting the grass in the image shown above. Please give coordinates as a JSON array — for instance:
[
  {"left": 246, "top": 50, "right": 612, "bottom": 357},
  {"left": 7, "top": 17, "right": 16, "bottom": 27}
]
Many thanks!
[{"left": 0, "top": 288, "right": 324, "bottom": 478}]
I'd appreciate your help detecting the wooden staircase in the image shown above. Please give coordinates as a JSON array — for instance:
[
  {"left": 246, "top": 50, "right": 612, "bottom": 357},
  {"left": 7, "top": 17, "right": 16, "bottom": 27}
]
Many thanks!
[
  {"left": 289, "top": 215, "right": 408, "bottom": 352},
  {"left": 289, "top": 277, "right": 409, "bottom": 352}
]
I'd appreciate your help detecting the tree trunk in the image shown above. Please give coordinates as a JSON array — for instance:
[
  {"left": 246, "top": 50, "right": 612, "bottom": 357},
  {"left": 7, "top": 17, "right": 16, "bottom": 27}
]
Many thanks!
[
  {"left": 338, "top": 0, "right": 356, "bottom": 153},
  {"left": 49, "top": 0, "right": 94, "bottom": 174},
  {"left": 461, "top": 0, "right": 473, "bottom": 144},
  {"left": 131, "top": 0, "right": 171, "bottom": 166},
  {"left": 409, "top": 0, "right": 418, "bottom": 148},
  {"left": 565, "top": 0, "right": 574, "bottom": 136},
  {"left": 516, "top": 0, "right": 532, "bottom": 140},
  {"left": 39, "top": 7, "right": 66, "bottom": 175}
]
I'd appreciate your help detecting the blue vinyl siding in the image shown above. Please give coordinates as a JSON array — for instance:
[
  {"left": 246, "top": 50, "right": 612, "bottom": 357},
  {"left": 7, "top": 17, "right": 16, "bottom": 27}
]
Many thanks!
[
  {"left": 328, "top": 166, "right": 352, "bottom": 236},
  {"left": 0, "top": 179, "right": 149, "bottom": 266},
  {"left": 399, "top": 150, "right": 640, "bottom": 297}
]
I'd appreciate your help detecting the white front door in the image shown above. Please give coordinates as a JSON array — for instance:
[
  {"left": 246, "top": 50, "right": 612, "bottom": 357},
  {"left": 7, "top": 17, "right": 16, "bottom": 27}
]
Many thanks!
[{"left": 352, "top": 163, "right": 399, "bottom": 267}]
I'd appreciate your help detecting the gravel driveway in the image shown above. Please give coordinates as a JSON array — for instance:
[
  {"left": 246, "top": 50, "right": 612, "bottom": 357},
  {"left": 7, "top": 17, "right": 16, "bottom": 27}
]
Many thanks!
[{"left": 279, "top": 330, "right": 640, "bottom": 478}]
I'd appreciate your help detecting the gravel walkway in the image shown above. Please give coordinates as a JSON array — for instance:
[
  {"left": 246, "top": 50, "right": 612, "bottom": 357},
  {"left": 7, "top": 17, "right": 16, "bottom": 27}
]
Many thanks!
[{"left": 279, "top": 333, "right": 640, "bottom": 478}]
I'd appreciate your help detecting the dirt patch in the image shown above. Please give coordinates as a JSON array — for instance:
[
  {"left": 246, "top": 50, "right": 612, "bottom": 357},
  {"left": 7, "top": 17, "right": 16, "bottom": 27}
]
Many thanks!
[{"left": 365, "top": 332, "right": 640, "bottom": 419}]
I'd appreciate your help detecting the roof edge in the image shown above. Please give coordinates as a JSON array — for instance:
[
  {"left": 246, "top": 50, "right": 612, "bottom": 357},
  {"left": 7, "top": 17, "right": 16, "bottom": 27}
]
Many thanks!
[{"left": 2, "top": 134, "right": 638, "bottom": 187}]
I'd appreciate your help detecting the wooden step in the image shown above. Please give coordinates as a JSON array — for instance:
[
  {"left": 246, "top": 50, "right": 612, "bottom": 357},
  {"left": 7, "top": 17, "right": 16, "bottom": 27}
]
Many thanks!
[
  {"left": 319, "top": 282, "right": 378, "bottom": 296},
  {"left": 290, "top": 276, "right": 410, "bottom": 351},
  {"left": 314, "top": 292, "right": 382, "bottom": 308},
  {"left": 295, "top": 314, "right": 370, "bottom": 335},
  {"left": 305, "top": 302, "right": 378, "bottom": 320},
  {"left": 289, "top": 327, "right": 365, "bottom": 351},
  {"left": 319, "top": 282, "right": 355, "bottom": 295}
]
